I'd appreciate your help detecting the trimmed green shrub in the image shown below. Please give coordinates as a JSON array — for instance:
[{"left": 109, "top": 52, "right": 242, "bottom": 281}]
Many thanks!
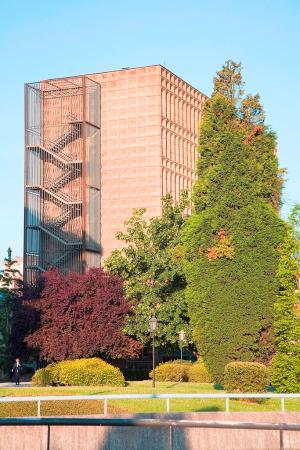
[
  {"left": 150, "top": 360, "right": 212, "bottom": 383},
  {"left": 188, "top": 361, "right": 212, "bottom": 383},
  {"left": 224, "top": 362, "right": 270, "bottom": 392},
  {"left": 271, "top": 354, "right": 300, "bottom": 393},
  {"left": 32, "top": 358, "right": 124, "bottom": 387},
  {"left": 32, "top": 365, "right": 54, "bottom": 386},
  {"left": 150, "top": 360, "right": 191, "bottom": 382}
]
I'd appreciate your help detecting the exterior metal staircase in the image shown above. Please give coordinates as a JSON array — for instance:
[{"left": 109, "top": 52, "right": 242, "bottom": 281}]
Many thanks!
[
  {"left": 49, "top": 121, "right": 82, "bottom": 155},
  {"left": 47, "top": 166, "right": 81, "bottom": 193},
  {"left": 47, "top": 210, "right": 73, "bottom": 230},
  {"left": 42, "top": 205, "right": 82, "bottom": 245},
  {"left": 29, "top": 143, "right": 80, "bottom": 168},
  {"left": 51, "top": 250, "right": 74, "bottom": 267},
  {"left": 37, "top": 184, "right": 81, "bottom": 205},
  {"left": 28, "top": 115, "right": 83, "bottom": 271}
]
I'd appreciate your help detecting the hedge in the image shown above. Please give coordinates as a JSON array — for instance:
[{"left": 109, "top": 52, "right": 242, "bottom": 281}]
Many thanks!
[
  {"left": 188, "top": 361, "right": 212, "bottom": 383},
  {"left": 32, "top": 358, "right": 124, "bottom": 387},
  {"left": 32, "top": 365, "right": 54, "bottom": 387},
  {"left": 150, "top": 360, "right": 191, "bottom": 382},
  {"left": 224, "top": 362, "right": 269, "bottom": 392},
  {"left": 150, "top": 360, "right": 211, "bottom": 383}
]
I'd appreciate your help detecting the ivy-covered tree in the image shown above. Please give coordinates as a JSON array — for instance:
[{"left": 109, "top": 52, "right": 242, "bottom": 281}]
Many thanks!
[
  {"left": 184, "top": 60, "right": 286, "bottom": 382},
  {"left": 105, "top": 193, "right": 191, "bottom": 349},
  {"left": 272, "top": 205, "right": 300, "bottom": 392}
]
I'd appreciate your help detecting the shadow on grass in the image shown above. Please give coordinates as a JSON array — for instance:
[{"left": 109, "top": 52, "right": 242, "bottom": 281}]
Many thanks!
[
  {"left": 213, "top": 384, "right": 224, "bottom": 390},
  {"left": 230, "top": 398, "right": 269, "bottom": 405},
  {"left": 195, "top": 406, "right": 222, "bottom": 412}
]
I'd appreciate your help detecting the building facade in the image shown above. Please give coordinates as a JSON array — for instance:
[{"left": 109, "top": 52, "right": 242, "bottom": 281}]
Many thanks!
[{"left": 24, "top": 65, "right": 207, "bottom": 283}]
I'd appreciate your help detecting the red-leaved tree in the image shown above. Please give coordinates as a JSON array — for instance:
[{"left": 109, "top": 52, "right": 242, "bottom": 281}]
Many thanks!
[{"left": 25, "top": 268, "right": 142, "bottom": 361}]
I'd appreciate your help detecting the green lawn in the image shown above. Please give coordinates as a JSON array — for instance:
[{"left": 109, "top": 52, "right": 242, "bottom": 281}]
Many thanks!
[{"left": 0, "top": 382, "right": 299, "bottom": 417}]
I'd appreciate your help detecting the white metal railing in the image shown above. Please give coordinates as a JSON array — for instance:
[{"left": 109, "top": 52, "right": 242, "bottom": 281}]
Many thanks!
[{"left": 0, "top": 393, "right": 299, "bottom": 417}]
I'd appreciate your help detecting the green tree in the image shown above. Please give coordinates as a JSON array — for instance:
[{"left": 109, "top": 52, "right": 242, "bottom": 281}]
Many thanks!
[
  {"left": 272, "top": 205, "right": 300, "bottom": 392},
  {"left": 240, "top": 94, "right": 265, "bottom": 125},
  {"left": 0, "top": 248, "right": 22, "bottom": 368},
  {"left": 105, "top": 193, "right": 191, "bottom": 349},
  {"left": 288, "top": 203, "right": 300, "bottom": 242},
  {"left": 184, "top": 60, "right": 286, "bottom": 382},
  {"left": 212, "top": 60, "right": 244, "bottom": 102}
]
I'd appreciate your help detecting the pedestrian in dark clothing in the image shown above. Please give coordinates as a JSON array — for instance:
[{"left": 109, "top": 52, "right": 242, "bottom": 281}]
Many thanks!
[{"left": 11, "top": 358, "right": 22, "bottom": 386}]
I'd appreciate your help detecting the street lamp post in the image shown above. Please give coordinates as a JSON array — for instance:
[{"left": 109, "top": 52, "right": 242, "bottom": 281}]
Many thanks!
[
  {"left": 179, "top": 330, "right": 186, "bottom": 362},
  {"left": 149, "top": 316, "right": 158, "bottom": 388}
]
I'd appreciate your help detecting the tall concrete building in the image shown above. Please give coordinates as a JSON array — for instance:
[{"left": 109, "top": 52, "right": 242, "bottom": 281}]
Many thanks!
[{"left": 24, "top": 65, "right": 207, "bottom": 283}]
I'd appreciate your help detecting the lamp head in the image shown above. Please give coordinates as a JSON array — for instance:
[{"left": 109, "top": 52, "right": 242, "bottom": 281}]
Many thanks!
[
  {"left": 149, "top": 316, "right": 158, "bottom": 333},
  {"left": 179, "top": 330, "right": 186, "bottom": 342}
]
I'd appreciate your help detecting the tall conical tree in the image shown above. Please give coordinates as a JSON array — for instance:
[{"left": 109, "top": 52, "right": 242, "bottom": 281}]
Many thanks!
[{"left": 184, "top": 60, "right": 286, "bottom": 382}]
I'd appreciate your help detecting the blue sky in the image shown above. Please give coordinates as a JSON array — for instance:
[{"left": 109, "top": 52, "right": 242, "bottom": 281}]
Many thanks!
[{"left": 0, "top": 0, "right": 299, "bottom": 260}]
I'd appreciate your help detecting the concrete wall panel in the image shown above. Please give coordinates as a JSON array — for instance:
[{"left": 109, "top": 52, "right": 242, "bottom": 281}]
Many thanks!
[{"left": 1, "top": 413, "right": 300, "bottom": 450}]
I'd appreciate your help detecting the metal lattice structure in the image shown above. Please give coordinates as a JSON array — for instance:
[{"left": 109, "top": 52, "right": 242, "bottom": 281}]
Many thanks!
[{"left": 24, "top": 76, "right": 101, "bottom": 284}]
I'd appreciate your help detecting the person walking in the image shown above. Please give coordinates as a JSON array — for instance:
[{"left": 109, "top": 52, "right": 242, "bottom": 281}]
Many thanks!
[{"left": 11, "top": 358, "right": 22, "bottom": 386}]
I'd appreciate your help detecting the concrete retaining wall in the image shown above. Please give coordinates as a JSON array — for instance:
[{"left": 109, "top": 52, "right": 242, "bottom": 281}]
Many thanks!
[{"left": 0, "top": 412, "right": 300, "bottom": 450}]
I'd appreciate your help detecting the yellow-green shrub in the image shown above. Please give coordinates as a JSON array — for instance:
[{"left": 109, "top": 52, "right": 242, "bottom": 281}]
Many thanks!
[
  {"left": 32, "top": 358, "right": 124, "bottom": 387},
  {"left": 188, "top": 361, "right": 212, "bottom": 383},
  {"left": 224, "top": 362, "right": 270, "bottom": 392},
  {"left": 150, "top": 360, "right": 191, "bottom": 382},
  {"left": 32, "top": 365, "right": 55, "bottom": 386}
]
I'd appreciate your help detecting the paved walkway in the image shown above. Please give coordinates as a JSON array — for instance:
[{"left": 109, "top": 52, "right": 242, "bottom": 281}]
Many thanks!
[{"left": 0, "top": 381, "right": 32, "bottom": 388}]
